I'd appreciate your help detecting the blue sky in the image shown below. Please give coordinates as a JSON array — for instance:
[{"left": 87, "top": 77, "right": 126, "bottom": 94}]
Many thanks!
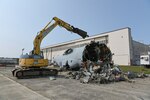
[{"left": 0, "top": 0, "right": 149, "bottom": 57}]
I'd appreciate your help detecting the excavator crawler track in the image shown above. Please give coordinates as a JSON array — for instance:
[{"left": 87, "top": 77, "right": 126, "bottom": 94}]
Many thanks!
[{"left": 12, "top": 67, "right": 58, "bottom": 79}]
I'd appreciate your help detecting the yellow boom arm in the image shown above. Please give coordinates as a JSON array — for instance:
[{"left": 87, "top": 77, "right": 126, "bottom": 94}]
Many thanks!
[{"left": 33, "top": 17, "right": 88, "bottom": 55}]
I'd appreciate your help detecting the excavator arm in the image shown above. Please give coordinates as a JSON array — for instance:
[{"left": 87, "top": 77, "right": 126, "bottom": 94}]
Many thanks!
[{"left": 33, "top": 17, "right": 88, "bottom": 55}]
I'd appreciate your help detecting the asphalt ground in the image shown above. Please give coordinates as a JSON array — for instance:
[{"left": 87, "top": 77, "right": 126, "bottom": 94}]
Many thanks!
[{"left": 0, "top": 67, "right": 150, "bottom": 100}]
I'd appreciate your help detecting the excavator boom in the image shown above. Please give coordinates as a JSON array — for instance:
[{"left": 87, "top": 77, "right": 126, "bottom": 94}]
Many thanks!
[{"left": 33, "top": 17, "right": 88, "bottom": 55}]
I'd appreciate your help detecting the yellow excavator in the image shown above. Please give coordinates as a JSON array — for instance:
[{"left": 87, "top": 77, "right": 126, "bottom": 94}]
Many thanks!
[{"left": 12, "top": 17, "right": 88, "bottom": 78}]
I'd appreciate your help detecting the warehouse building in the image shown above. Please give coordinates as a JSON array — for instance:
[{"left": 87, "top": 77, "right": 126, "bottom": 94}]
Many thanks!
[{"left": 42, "top": 27, "right": 150, "bottom": 66}]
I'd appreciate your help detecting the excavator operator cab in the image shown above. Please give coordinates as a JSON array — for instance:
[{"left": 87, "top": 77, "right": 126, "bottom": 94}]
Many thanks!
[{"left": 20, "top": 50, "right": 44, "bottom": 59}]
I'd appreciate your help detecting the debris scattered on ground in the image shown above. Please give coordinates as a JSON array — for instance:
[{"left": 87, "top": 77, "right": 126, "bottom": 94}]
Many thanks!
[
  {"left": 49, "top": 76, "right": 56, "bottom": 80},
  {"left": 65, "top": 64, "right": 149, "bottom": 84}
]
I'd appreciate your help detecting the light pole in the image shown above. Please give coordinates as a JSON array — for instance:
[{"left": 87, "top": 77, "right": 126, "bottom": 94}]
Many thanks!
[{"left": 22, "top": 48, "right": 24, "bottom": 55}]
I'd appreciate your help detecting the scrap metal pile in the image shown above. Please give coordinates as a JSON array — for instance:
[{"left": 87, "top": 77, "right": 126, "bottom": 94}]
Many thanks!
[{"left": 65, "top": 41, "right": 148, "bottom": 84}]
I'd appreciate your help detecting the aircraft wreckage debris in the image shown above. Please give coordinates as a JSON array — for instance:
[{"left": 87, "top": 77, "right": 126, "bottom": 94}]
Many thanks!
[{"left": 55, "top": 41, "right": 149, "bottom": 84}]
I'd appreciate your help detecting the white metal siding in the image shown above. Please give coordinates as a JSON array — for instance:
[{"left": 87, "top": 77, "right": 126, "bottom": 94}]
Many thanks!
[{"left": 107, "top": 28, "right": 131, "bottom": 65}]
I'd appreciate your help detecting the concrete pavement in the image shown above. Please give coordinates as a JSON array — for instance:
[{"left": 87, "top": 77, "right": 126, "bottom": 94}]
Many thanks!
[{"left": 0, "top": 74, "right": 50, "bottom": 100}]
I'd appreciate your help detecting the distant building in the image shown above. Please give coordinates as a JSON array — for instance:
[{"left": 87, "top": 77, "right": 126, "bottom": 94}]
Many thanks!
[
  {"left": 132, "top": 41, "right": 150, "bottom": 65},
  {"left": 42, "top": 27, "right": 150, "bottom": 66},
  {"left": 0, "top": 57, "right": 19, "bottom": 66}
]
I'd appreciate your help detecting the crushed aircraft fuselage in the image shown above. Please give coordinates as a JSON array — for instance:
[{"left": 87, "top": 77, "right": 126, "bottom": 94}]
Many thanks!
[{"left": 53, "top": 41, "right": 112, "bottom": 69}]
